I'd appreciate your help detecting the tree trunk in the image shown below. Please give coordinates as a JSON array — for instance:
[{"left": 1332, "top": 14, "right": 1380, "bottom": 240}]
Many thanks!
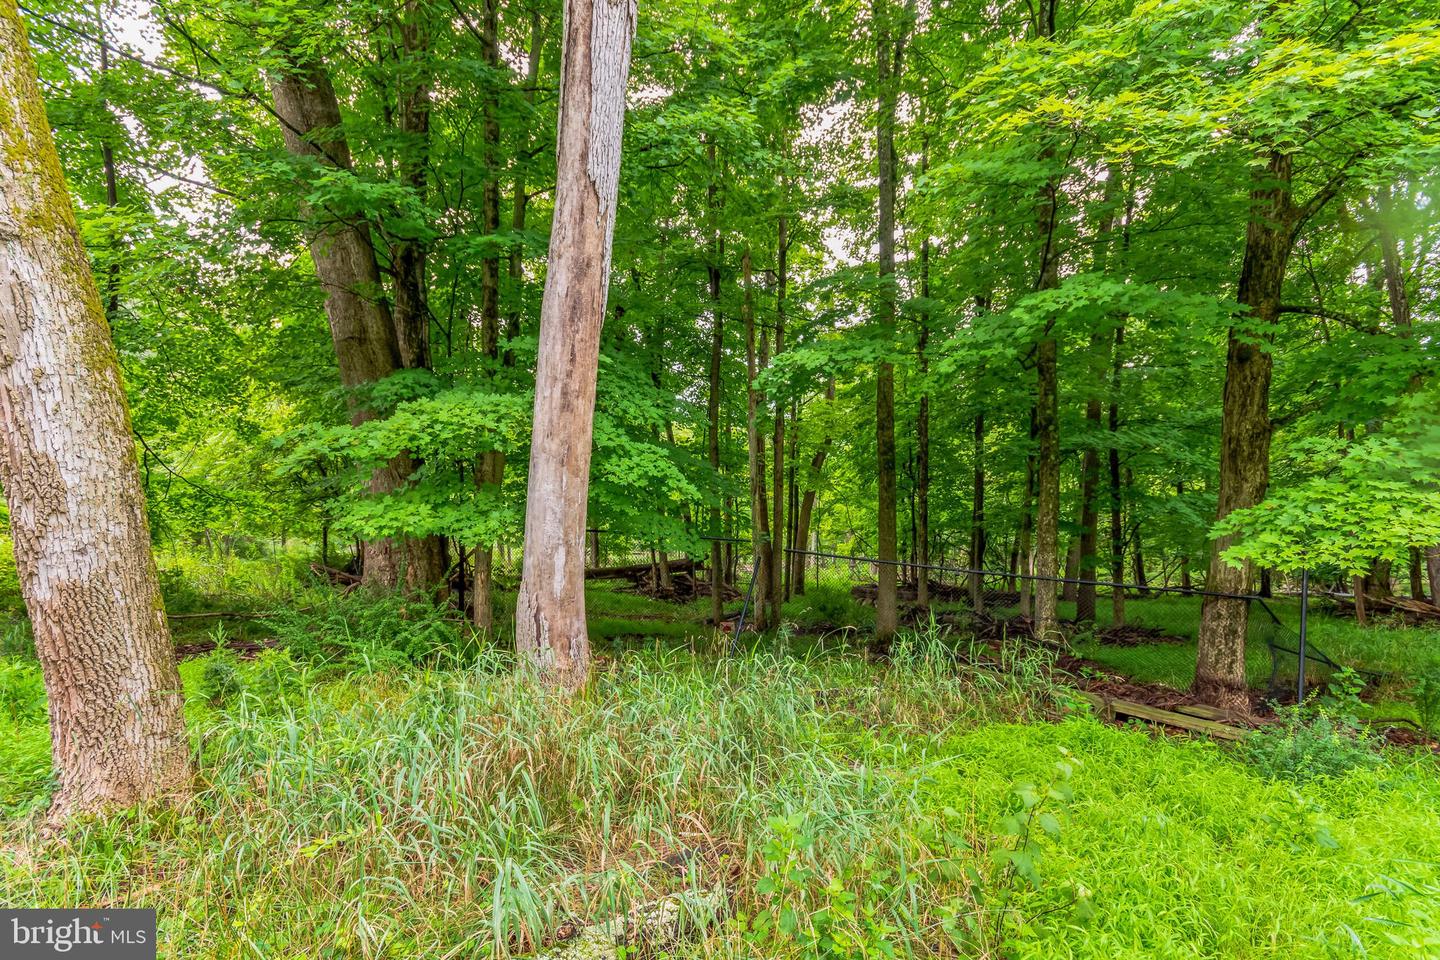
[
  {"left": 473, "top": 0, "right": 505, "bottom": 631},
  {"left": 270, "top": 53, "right": 440, "bottom": 592},
  {"left": 705, "top": 140, "right": 724, "bottom": 625},
  {"left": 791, "top": 382, "right": 834, "bottom": 597},
  {"left": 1108, "top": 326, "right": 1125, "bottom": 625},
  {"left": 515, "top": 0, "right": 636, "bottom": 690},
  {"left": 0, "top": 0, "right": 191, "bottom": 820},
  {"left": 1018, "top": 407, "right": 1036, "bottom": 619},
  {"left": 1427, "top": 547, "right": 1440, "bottom": 606},
  {"left": 392, "top": 0, "right": 433, "bottom": 372},
  {"left": 915, "top": 140, "right": 932, "bottom": 612},
  {"left": 1034, "top": 335, "right": 1060, "bottom": 640},
  {"left": 969, "top": 411, "right": 986, "bottom": 611},
  {"left": 872, "top": 0, "right": 908, "bottom": 655},
  {"left": 1410, "top": 547, "right": 1426, "bottom": 602},
  {"left": 1195, "top": 151, "right": 1293, "bottom": 711},
  {"left": 742, "top": 248, "right": 770, "bottom": 630},
  {"left": 769, "top": 215, "right": 787, "bottom": 628},
  {"left": 1075, "top": 328, "right": 1107, "bottom": 623}
]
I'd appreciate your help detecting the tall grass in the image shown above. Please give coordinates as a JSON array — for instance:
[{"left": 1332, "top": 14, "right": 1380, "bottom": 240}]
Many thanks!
[
  {"left": 3, "top": 637, "right": 1439, "bottom": 958},
  {"left": 1, "top": 641, "right": 1029, "bottom": 958}
]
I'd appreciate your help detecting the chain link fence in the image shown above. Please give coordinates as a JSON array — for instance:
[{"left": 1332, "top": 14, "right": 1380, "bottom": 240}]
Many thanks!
[
  {"left": 774, "top": 547, "right": 1357, "bottom": 702},
  {"left": 476, "top": 531, "right": 1366, "bottom": 702}
]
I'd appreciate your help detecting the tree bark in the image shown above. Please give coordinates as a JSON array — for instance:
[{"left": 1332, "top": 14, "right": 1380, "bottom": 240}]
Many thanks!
[
  {"left": 1018, "top": 407, "right": 1036, "bottom": 619},
  {"left": 270, "top": 52, "right": 440, "bottom": 592},
  {"left": 969, "top": 410, "right": 985, "bottom": 610},
  {"left": 1427, "top": 547, "right": 1440, "bottom": 606},
  {"left": 742, "top": 248, "right": 770, "bottom": 630},
  {"left": 0, "top": 0, "right": 191, "bottom": 821},
  {"left": 472, "top": 0, "right": 504, "bottom": 631},
  {"left": 915, "top": 140, "right": 932, "bottom": 612},
  {"left": 705, "top": 140, "right": 725, "bottom": 625},
  {"left": 791, "top": 381, "right": 834, "bottom": 596},
  {"left": 1108, "top": 325, "right": 1125, "bottom": 625},
  {"left": 872, "top": 0, "right": 908, "bottom": 654},
  {"left": 770, "top": 216, "right": 787, "bottom": 628},
  {"left": 1030, "top": 0, "right": 1062, "bottom": 643},
  {"left": 515, "top": 0, "right": 636, "bottom": 690},
  {"left": 1195, "top": 151, "right": 1293, "bottom": 710},
  {"left": 392, "top": 0, "right": 433, "bottom": 372}
]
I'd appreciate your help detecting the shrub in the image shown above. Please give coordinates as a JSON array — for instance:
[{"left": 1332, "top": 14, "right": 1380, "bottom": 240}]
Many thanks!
[
  {"left": 790, "top": 583, "right": 872, "bottom": 631},
  {"left": 1409, "top": 669, "right": 1440, "bottom": 734},
  {"left": 199, "top": 649, "right": 243, "bottom": 706},
  {"left": 1240, "top": 704, "right": 1382, "bottom": 783},
  {"left": 261, "top": 591, "right": 465, "bottom": 672}
]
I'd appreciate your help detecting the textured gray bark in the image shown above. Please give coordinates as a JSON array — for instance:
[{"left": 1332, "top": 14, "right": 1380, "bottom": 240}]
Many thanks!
[
  {"left": 0, "top": 0, "right": 190, "bottom": 820},
  {"left": 515, "top": 0, "right": 636, "bottom": 689}
]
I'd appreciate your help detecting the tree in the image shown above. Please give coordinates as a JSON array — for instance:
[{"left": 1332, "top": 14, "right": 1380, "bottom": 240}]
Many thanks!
[
  {"left": 0, "top": 0, "right": 190, "bottom": 820},
  {"left": 269, "top": 48, "right": 444, "bottom": 593},
  {"left": 515, "top": 0, "right": 637, "bottom": 690},
  {"left": 871, "top": 0, "right": 911, "bottom": 655}
]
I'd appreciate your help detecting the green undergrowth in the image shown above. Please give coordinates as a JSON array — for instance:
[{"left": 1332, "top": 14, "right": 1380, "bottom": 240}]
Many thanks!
[{"left": 2, "top": 635, "right": 1438, "bottom": 958}]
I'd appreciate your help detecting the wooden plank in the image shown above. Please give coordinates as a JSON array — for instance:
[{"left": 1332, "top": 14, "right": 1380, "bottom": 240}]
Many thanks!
[
  {"left": 1076, "top": 692, "right": 1246, "bottom": 741},
  {"left": 1173, "top": 703, "right": 1247, "bottom": 724}
]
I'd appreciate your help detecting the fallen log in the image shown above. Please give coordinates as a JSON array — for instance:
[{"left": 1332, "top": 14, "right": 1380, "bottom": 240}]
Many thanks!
[
  {"left": 310, "top": 562, "right": 361, "bottom": 586},
  {"left": 1330, "top": 592, "right": 1440, "bottom": 623},
  {"left": 586, "top": 558, "right": 699, "bottom": 581}
]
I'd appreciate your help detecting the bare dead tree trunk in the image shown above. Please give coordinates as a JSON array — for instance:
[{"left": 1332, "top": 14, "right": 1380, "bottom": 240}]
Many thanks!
[
  {"left": 270, "top": 53, "right": 439, "bottom": 592},
  {"left": 515, "top": 0, "right": 636, "bottom": 690},
  {"left": 1196, "top": 151, "right": 1294, "bottom": 711},
  {"left": 0, "top": 1, "right": 191, "bottom": 821}
]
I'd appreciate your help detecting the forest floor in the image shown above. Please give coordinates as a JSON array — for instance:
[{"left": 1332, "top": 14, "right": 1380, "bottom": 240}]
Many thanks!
[{"left": 2, "top": 549, "right": 1440, "bottom": 957}]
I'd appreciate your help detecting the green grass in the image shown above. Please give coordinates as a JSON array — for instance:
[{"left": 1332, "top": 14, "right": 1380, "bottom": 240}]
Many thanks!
[{"left": 2, "top": 637, "right": 1439, "bottom": 959}]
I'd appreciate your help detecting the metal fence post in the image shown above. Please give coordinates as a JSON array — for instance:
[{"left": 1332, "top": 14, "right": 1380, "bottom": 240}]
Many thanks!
[{"left": 1297, "top": 567, "right": 1310, "bottom": 703}]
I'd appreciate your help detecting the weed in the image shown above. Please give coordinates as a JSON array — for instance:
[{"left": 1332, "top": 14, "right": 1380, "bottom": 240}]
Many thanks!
[
  {"left": 261, "top": 590, "right": 465, "bottom": 671},
  {"left": 1241, "top": 703, "right": 1382, "bottom": 784},
  {"left": 1409, "top": 669, "right": 1440, "bottom": 734},
  {"left": 0, "top": 658, "right": 44, "bottom": 725}
]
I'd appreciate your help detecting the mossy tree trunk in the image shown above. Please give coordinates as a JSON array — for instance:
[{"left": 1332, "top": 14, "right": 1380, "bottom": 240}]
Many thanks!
[{"left": 0, "top": 0, "right": 191, "bottom": 821}]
